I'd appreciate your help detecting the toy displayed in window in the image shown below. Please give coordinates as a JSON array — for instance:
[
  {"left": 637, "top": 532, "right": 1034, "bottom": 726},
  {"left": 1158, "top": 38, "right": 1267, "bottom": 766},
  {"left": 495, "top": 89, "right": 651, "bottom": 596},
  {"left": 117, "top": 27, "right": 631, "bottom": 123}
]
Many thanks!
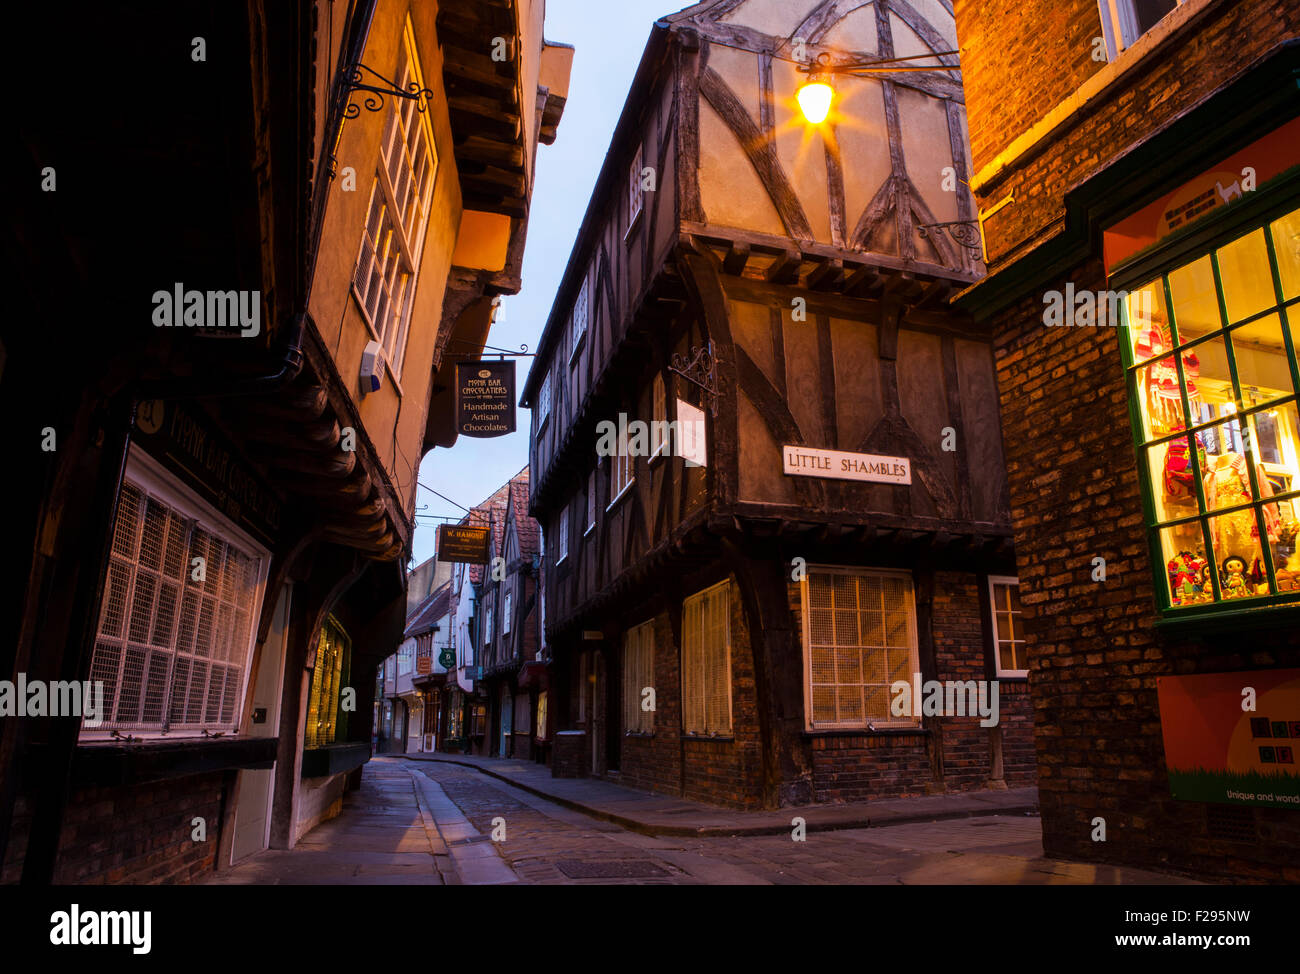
[{"left": 1123, "top": 208, "right": 1300, "bottom": 610}]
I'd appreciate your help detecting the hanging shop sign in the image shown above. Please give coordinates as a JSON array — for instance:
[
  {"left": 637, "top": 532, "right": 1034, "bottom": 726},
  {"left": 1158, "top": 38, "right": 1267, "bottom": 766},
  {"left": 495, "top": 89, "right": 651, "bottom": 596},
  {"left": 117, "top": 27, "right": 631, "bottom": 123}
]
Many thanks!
[
  {"left": 1157, "top": 668, "right": 1300, "bottom": 809},
  {"left": 132, "top": 399, "right": 283, "bottom": 546},
  {"left": 416, "top": 653, "right": 432, "bottom": 675},
  {"left": 437, "top": 523, "right": 491, "bottom": 564},
  {"left": 455, "top": 360, "right": 516, "bottom": 437},
  {"left": 438, "top": 648, "right": 456, "bottom": 670},
  {"left": 782, "top": 446, "right": 911, "bottom": 485},
  {"left": 1103, "top": 116, "right": 1300, "bottom": 273}
]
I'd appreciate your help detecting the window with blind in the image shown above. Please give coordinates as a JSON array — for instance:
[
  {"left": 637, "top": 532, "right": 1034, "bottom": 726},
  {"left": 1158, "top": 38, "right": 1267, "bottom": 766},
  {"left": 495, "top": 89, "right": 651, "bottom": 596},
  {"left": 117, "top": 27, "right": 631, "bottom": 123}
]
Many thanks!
[
  {"left": 988, "top": 576, "right": 1027, "bottom": 677},
  {"left": 681, "top": 581, "right": 731, "bottom": 736},
  {"left": 350, "top": 19, "right": 437, "bottom": 378},
  {"left": 651, "top": 373, "right": 668, "bottom": 457},
  {"left": 628, "top": 144, "right": 644, "bottom": 228},
  {"left": 570, "top": 278, "right": 588, "bottom": 363},
  {"left": 622, "top": 620, "right": 655, "bottom": 734},
  {"left": 87, "top": 468, "right": 265, "bottom": 737},
  {"left": 306, "top": 616, "right": 350, "bottom": 748},
  {"left": 802, "top": 568, "right": 918, "bottom": 730}
]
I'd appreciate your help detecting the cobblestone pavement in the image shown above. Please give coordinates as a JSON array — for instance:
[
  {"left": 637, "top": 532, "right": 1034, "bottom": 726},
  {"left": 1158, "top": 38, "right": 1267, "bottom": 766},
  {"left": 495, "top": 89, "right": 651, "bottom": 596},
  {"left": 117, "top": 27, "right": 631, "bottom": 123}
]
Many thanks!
[{"left": 398, "top": 758, "right": 1194, "bottom": 886}]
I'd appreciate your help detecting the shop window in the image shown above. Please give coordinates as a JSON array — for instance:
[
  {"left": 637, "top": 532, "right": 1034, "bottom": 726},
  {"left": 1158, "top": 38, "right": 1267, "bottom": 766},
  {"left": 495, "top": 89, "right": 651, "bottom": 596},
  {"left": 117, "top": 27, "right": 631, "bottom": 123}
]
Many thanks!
[
  {"left": 536, "top": 691, "right": 548, "bottom": 740},
  {"left": 1097, "top": 0, "right": 1183, "bottom": 60},
  {"left": 470, "top": 703, "right": 487, "bottom": 737},
  {"left": 622, "top": 620, "right": 655, "bottom": 734},
  {"left": 87, "top": 462, "right": 266, "bottom": 738},
  {"left": 351, "top": 19, "right": 436, "bottom": 378},
  {"left": 306, "top": 617, "right": 351, "bottom": 749},
  {"left": 1121, "top": 207, "right": 1300, "bottom": 613},
  {"left": 682, "top": 581, "right": 732, "bottom": 736},
  {"left": 447, "top": 691, "right": 464, "bottom": 740},
  {"left": 988, "top": 576, "right": 1027, "bottom": 678},
  {"left": 802, "top": 568, "right": 919, "bottom": 730}
]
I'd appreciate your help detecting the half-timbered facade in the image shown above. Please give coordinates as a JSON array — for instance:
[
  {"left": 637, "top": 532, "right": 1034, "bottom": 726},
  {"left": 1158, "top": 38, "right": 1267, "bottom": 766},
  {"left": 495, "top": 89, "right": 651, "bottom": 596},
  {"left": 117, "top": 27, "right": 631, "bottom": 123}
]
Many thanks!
[{"left": 522, "top": 0, "right": 1034, "bottom": 807}]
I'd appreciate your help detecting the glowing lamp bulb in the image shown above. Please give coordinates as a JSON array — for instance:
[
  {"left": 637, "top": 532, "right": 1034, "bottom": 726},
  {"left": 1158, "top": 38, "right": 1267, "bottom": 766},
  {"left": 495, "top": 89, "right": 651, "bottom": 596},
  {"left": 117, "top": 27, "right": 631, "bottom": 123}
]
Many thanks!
[{"left": 797, "top": 80, "right": 833, "bottom": 124}]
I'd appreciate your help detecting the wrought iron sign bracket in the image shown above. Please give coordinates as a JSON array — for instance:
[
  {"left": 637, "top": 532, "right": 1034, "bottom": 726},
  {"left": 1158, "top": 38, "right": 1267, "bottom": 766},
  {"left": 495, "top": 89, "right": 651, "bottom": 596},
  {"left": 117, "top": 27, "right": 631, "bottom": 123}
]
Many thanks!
[
  {"left": 342, "top": 62, "right": 437, "bottom": 118},
  {"left": 917, "top": 220, "right": 983, "bottom": 258},
  {"left": 669, "top": 340, "right": 720, "bottom": 418}
]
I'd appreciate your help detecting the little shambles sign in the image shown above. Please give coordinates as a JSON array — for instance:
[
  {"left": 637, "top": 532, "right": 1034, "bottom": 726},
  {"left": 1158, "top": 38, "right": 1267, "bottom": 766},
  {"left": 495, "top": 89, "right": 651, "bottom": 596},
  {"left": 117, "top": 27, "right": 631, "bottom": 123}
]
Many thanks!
[
  {"left": 437, "top": 524, "right": 491, "bottom": 564},
  {"left": 782, "top": 446, "right": 912, "bottom": 485},
  {"left": 456, "top": 360, "right": 516, "bottom": 438}
]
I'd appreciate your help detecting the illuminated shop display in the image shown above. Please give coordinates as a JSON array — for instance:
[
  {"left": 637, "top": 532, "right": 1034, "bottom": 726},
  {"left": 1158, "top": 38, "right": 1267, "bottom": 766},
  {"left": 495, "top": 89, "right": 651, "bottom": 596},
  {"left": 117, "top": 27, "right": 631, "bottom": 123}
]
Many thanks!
[{"left": 1121, "top": 207, "right": 1300, "bottom": 611}]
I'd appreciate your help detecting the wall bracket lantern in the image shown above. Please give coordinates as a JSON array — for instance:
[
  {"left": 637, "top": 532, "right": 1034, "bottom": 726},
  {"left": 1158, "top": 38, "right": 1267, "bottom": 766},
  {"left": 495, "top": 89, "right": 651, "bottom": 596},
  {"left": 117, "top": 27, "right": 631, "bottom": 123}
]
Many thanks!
[
  {"left": 669, "top": 340, "right": 721, "bottom": 417},
  {"left": 341, "top": 62, "right": 438, "bottom": 118}
]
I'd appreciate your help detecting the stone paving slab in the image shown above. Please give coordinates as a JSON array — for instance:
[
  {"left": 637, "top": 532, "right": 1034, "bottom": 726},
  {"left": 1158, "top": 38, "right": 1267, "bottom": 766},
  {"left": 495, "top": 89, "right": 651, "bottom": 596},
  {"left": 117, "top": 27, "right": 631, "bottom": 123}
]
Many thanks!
[{"left": 401, "top": 753, "right": 1039, "bottom": 836}]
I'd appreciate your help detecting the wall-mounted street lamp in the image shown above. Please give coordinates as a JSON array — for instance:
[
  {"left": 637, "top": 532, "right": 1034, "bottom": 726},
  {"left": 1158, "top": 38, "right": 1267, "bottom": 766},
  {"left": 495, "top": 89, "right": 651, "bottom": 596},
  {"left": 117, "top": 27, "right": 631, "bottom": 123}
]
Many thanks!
[{"left": 795, "top": 50, "right": 961, "bottom": 125}]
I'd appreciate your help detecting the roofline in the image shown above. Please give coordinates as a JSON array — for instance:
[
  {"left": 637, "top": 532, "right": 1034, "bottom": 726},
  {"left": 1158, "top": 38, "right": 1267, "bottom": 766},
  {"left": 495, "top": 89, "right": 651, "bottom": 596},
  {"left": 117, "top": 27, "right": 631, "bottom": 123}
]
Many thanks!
[{"left": 520, "top": 21, "right": 674, "bottom": 405}]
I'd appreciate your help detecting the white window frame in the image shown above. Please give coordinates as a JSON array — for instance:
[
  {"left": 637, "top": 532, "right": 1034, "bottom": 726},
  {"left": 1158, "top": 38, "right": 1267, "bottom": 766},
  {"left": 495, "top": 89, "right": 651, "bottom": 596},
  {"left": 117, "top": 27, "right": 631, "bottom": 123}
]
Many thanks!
[
  {"left": 556, "top": 505, "right": 569, "bottom": 565},
  {"left": 350, "top": 19, "right": 438, "bottom": 379},
  {"left": 801, "top": 566, "right": 920, "bottom": 731},
  {"left": 608, "top": 451, "right": 634, "bottom": 510},
  {"left": 1097, "top": 0, "right": 1185, "bottom": 60},
  {"left": 83, "top": 446, "right": 270, "bottom": 740},
  {"left": 681, "top": 581, "right": 732, "bottom": 736},
  {"left": 988, "top": 575, "right": 1028, "bottom": 679},
  {"left": 585, "top": 469, "right": 596, "bottom": 535},
  {"left": 503, "top": 590, "right": 512, "bottom": 635},
  {"left": 484, "top": 603, "right": 493, "bottom": 646},
  {"left": 569, "top": 277, "right": 589, "bottom": 364},
  {"left": 622, "top": 619, "right": 655, "bottom": 734},
  {"left": 650, "top": 373, "right": 668, "bottom": 459},
  {"left": 537, "top": 370, "right": 552, "bottom": 429},
  {"left": 628, "top": 144, "right": 645, "bottom": 230}
]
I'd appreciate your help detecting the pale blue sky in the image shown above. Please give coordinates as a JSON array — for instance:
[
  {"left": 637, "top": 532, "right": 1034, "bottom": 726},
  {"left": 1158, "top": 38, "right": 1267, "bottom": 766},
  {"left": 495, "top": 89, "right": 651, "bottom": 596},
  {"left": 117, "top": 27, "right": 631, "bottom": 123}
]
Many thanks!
[{"left": 411, "top": 0, "right": 677, "bottom": 565}]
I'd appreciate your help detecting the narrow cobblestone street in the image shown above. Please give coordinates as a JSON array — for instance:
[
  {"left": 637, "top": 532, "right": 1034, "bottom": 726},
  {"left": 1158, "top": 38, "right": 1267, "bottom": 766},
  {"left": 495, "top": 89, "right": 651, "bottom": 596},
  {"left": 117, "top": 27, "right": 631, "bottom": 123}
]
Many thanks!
[{"left": 210, "top": 759, "right": 1196, "bottom": 885}]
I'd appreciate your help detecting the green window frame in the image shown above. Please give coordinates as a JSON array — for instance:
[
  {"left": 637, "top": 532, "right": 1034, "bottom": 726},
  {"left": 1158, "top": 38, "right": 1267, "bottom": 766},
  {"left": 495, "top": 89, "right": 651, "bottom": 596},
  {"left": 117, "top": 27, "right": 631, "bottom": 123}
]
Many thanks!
[{"left": 1116, "top": 180, "right": 1300, "bottom": 619}]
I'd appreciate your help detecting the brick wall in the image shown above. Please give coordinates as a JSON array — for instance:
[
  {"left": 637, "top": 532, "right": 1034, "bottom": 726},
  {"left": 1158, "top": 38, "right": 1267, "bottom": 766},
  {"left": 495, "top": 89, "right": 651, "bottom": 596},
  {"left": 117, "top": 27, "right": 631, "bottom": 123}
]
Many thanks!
[
  {"left": 38, "top": 774, "right": 227, "bottom": 884},
  {"left": 552, "top": 731, "right": 588, "bottom": 778},
  {"left": 989, "top": 270, "right": 1300, "bottom": 881},
  {"left": 954, "top": 0, "right": 1300, "bottom": 269},
  {"left": 954, "top": 0, "right": 1300, "bottom": 882}
]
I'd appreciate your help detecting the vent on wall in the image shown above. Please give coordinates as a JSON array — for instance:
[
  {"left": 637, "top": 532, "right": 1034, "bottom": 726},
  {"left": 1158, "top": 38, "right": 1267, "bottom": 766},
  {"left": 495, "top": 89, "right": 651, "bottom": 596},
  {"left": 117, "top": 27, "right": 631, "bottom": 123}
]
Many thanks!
[{"left": 1206, "top": 804, "right": 1257, "bottom": 843}]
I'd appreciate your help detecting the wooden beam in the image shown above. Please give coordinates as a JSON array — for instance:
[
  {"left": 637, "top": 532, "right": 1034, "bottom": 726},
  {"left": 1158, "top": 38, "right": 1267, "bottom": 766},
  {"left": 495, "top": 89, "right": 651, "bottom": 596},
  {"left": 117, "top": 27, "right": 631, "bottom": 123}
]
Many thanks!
[
  {"left": 843, "top": 263, "right": 882, "bottom": 296},
  {"left": 764, "top": 249, "right": 801, "bottom": 285},
  {"left": 807, "top": 257, "right": 843, "bottom": 291},
  {"left": 722, "top": 241, "right": 750, "bottom": 276}
]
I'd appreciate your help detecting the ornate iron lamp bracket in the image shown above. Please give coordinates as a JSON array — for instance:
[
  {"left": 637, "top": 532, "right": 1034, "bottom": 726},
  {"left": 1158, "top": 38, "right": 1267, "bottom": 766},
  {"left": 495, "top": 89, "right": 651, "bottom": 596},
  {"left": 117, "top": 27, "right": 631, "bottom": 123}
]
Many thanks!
[
  {"left": 341, "top": 62, "right": 437, "bottom": 118},
  {"left": 917, "top": 220, "right": 983, "bottom": 258},
  {"left": 668, "top": 340, "right": 721, "bottom": 418}
]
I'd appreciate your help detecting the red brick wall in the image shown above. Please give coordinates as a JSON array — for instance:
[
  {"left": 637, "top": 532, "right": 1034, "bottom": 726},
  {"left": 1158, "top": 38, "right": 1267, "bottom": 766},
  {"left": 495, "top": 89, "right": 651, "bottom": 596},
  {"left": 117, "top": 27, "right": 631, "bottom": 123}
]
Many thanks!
[
  {"left": 989, "top": 270, "right": 1300, "bottom": 881},
  {"left": 31, "top": 774, "right": 227, "bottom": 884},
  {"left": 955, "top": 0, "right": 1300, "bottom": 882},
  {"left": 955, "top": 0, "right": 1300, "bottom": 269}
]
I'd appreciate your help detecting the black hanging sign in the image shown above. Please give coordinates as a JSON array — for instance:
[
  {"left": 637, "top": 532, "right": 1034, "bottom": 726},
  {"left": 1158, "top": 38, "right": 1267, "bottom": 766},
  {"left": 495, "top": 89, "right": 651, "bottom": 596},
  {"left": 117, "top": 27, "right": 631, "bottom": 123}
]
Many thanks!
[
  {"left": 437, "top": 523, "right": 491, "bottom": 565},
  {"left": 456, "top": 360, "right": 516, "bottom": 437}
]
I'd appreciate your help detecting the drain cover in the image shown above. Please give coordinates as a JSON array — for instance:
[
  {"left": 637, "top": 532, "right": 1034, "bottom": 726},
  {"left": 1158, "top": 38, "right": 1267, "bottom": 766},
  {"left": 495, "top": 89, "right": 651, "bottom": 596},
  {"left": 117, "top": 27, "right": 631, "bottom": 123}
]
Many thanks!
[{"left": 556, "top": 860, "right": 670, "bottom": 879}]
